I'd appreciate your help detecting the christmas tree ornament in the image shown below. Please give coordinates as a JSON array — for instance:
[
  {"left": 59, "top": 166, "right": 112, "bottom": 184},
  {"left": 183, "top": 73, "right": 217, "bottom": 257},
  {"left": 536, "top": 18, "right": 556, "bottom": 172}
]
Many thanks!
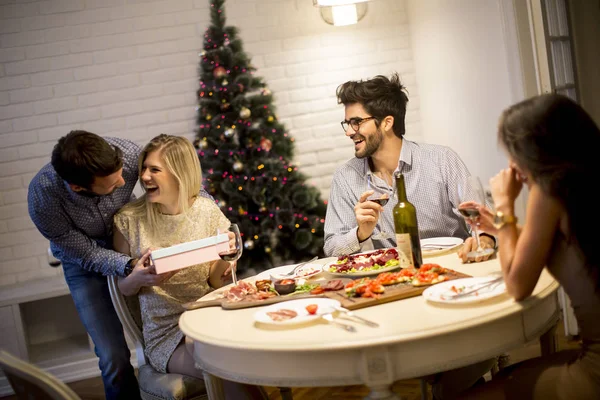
[
  {"left": 243, "top": 239, "right": 254, "bottom": 250},
  {"left": 199, "top": 50, "right": 206, "bottom": 57},
  {"left": 261, "top": 88, "right": 271, "bottom": 96},
  {"left": 222, "top": 79, "right": 228, "bottom": 85},
  {"left": 218, "top": 200, "right": 227, "bottom": 208},
  {"left": 206, "top": 114, "right": 212, "bottom": 121},
  {"left": 198, "top": 139, "right": 208, "bottom": 149},
  {"left": 259, "top": 205, "right": 267, "bottom": 213},
  {"left": 259, "top": 137, "right": 272, "bottom": 151},
  {"left": 265, "top": 247, "right": 271, "bottom": 254},
  {"left": 220, "top": 102, "right": 230, "bottom": 111},
  {"left": 224, "top": 128, "right": 236, "bottom": 138},
  {"left": 267, "top": 115, "right": 274, "bottom": 123},
  {"left": 233, "top": 160, "right": 244, "bottom": 172},
  {"left": 213, "top": 66, "right": 226, "bottom": 78},
  {"left": 239, "top": 107, "right": 251, "bottom": 119}
]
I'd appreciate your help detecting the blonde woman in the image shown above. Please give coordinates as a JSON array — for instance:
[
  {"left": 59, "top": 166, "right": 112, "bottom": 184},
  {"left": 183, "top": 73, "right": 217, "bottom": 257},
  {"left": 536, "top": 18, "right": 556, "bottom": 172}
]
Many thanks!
[{"left": 113, "top": 134, "right": 267, "bottom": 399}]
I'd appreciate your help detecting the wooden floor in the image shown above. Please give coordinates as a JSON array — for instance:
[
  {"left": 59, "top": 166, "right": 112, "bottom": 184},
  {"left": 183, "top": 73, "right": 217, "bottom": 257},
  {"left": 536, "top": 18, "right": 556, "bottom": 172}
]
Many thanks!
[{"left": 2, "top": 319, "right": 580, "bottom": 400}]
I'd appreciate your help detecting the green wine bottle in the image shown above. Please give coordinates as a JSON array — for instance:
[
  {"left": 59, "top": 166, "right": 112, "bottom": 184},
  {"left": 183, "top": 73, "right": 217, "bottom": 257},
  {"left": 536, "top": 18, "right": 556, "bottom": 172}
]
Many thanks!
[{"left": 392, "top": 173, "right": 423, "bottom": 268}]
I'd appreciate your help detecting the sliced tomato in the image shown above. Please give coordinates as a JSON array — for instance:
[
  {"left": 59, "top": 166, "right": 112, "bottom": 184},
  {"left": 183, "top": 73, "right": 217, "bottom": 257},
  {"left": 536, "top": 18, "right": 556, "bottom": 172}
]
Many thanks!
[
  {"left": 310, "top": 287, "right": 325, "bottom": 295},
  {"left": 279, "top": 279, "right": 295, "bottom": 285},
  {"left": 305, "top": 304, "right": 318, "bottom": 315}
]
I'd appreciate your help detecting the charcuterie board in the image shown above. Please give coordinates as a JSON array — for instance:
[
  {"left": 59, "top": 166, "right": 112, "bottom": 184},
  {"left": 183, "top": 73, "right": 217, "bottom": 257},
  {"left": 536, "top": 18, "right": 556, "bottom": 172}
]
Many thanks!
[
  {"left": 182, "top": 278, "right": 351, "bottom": 311},
  {"left": 327, "top": 269, "right": 470, "bottom": 310}
]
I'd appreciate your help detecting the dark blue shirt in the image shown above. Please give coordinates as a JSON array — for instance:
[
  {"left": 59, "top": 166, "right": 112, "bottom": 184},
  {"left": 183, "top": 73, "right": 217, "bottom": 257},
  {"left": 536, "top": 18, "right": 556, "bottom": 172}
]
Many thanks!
[{"left": 28, "top": 137, "right": 141, "bottom": 276}]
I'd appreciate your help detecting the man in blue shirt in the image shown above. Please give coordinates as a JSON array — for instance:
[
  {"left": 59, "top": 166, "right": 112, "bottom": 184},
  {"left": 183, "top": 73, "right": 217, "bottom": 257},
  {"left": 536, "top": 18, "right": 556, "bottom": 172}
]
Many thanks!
[{"left": 28, "top": 131, "right": 160, "bottom": 399}]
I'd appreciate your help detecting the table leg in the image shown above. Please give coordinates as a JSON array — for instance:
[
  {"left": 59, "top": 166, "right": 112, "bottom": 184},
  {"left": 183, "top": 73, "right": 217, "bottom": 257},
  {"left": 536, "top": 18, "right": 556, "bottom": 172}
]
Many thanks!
[
  {"left": 540, "top": 322, "right": 558, "bottom": 356},
  {"left": 364, "top": 384, "right": 401, "bottom": 400},
  {"left": 202, "top": 371, "right": 226, "bottom": 400}
]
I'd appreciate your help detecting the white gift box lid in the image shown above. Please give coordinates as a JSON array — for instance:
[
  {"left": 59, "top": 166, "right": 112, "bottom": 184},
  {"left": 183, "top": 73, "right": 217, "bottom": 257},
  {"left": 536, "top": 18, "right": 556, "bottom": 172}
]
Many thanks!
[{"left": 150, "top": 233, "right": 229, "bottom": 260}]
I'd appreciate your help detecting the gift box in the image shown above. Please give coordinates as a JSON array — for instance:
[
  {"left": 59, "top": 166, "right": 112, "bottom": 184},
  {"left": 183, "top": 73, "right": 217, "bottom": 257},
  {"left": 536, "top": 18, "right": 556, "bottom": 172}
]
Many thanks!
[{"left": 151, "top": 234, "right": 230, "bottom": 274}]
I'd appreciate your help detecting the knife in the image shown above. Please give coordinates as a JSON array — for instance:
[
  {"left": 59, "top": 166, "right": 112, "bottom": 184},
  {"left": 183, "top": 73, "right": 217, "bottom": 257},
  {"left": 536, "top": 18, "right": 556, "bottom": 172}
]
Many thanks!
[{"left": 333, "top": 305, "right": 379, "bottom": 327}]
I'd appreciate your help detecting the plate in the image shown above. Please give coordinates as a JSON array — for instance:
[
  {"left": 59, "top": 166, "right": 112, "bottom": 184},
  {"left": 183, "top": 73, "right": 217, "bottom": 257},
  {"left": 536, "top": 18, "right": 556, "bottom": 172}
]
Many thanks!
[
  {"left": 422, "top": 276, "right": 507, "bottom": 304},
  {"left": 255, "top": 262, "right": 324, "bottom": 282},
  {"left": 321, "top": 249, "right": 402, "bottom": 278},
  {"left": 254, "top": 298, "right": 341, "bottom": 326},
  {"left": 421, "top": 237, "right": 464, "bottom": 257}
]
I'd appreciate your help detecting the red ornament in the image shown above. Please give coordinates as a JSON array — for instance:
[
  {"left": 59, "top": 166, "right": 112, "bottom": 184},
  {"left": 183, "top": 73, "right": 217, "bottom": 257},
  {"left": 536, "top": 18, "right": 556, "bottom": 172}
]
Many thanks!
[
  {"left": 213, "top": 66, "right": 226, "bottom": 78},
  {"left": 260, "top": 137, "right": 272, "bottom": 152}
]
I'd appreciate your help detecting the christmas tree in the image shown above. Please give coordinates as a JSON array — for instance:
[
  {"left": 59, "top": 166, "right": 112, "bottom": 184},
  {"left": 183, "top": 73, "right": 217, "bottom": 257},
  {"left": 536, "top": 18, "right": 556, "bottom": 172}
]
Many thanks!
[{"left": 195, "top": 0, "right": 327, "bottom": 274}]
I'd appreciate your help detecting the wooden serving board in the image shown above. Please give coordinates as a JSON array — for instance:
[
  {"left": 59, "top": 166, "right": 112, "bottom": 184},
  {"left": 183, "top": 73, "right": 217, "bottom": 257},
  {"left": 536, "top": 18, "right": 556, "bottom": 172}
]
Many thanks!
[
  {"left": 182, "top": 278, "right": 352, "bottom": 311},
  {"left": 323, "top": 270, "right": 471, "bottom": 311}
]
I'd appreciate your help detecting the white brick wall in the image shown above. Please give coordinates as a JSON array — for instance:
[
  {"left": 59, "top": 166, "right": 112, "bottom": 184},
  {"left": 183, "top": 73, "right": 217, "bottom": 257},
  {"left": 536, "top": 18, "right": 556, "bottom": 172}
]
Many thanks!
[{"left": 0, "top": 0, "right": 421, "bottom": 287}]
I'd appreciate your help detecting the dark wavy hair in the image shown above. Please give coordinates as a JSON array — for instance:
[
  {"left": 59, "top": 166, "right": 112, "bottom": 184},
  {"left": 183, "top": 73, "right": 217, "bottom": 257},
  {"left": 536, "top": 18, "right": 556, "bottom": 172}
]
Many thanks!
[
  {"left": 498, "top": 94, "right": 600, "bottom": 288},
  {"left": 336, "top": 72, "right": 409, "bottom": 139},
  {"left": 51, "top": 130, "right": 123, "bottom": 188}
]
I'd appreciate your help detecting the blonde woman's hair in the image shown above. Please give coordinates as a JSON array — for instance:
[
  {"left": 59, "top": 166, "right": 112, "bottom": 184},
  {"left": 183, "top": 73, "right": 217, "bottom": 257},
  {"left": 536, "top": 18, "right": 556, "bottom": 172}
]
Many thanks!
[{"left": 121, "top": 134, "right": 202, "bottom": 239}]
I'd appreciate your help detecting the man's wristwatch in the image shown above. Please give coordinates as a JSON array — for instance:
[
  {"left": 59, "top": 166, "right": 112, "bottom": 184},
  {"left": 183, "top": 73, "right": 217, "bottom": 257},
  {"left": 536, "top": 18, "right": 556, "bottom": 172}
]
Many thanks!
[
  {"left": 493, "top": 211, "right": 518, "bottom": 230},
  {"left": 123, "top": 259, "right": 135, "bottom": 276}
]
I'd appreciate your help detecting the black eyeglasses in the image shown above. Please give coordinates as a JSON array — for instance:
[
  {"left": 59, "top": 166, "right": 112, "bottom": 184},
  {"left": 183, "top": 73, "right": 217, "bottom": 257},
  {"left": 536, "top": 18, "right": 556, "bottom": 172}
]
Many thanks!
[{"left": 341, "top": 116, "right": 377, "bottom": 133}]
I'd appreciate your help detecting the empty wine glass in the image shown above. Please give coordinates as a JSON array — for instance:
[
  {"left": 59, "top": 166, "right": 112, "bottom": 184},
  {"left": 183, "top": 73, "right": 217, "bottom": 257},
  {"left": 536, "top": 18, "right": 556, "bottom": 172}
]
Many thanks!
[
  {"left": 458, "top": 176, "right": 495, "bottom": 259},
  {"left": 367, "top": 171, "right": 396, "bottom": 240},
  {"left": 216, "top": 223, "right": 243, "bottom": 286}
]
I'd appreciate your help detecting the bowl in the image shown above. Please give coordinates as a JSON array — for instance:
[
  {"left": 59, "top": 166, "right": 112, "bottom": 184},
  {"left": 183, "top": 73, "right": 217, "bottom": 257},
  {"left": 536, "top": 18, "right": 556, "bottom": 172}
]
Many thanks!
[{"left": 274, "top": 279, "right": 296, "bottom": 295}]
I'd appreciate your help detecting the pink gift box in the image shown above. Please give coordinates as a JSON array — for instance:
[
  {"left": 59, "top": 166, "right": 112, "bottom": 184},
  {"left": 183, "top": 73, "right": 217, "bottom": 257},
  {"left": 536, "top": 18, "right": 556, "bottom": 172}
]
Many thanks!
[{"left": 150, "top": 234, "right": 230, "bottom": 274}]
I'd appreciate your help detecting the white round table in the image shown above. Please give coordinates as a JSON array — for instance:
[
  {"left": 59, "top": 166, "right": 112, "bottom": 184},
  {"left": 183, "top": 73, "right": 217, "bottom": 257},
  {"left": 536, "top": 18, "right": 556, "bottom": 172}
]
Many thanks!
[{"left": 180, "top": 252, "right": 560, "bottom": 400}]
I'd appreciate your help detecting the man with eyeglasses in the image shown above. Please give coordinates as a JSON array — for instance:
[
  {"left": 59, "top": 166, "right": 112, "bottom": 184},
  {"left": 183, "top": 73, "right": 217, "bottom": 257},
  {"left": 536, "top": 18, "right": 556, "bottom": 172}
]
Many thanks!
[
  {"left": 323, "top": 72, "right": 496, "bottom": 264},
  {"left": 323, "top": 73, "right": 496, "bottom": 400}
]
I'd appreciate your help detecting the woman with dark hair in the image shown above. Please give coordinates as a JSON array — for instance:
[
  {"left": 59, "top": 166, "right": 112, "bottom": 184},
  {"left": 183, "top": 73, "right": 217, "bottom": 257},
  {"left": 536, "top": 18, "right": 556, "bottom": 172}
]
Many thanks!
[{"left": 460, "top": 94, "right": 600, "bottom": 399}]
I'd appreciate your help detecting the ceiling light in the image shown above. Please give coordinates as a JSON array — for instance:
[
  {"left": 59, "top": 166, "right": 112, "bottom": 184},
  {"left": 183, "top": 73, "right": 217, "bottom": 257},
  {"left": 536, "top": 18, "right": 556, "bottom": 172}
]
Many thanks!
[{"left": 313, "top": 0, "right": 370, "bottom": 27}]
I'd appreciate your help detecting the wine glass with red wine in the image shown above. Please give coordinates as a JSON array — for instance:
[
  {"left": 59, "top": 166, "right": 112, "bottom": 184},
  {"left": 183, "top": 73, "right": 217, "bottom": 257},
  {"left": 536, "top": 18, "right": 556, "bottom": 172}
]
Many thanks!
[
  {"left": 457, "top": 176, "right": 494, "bottom": 259},
  {"left": 367, "top": 171, "right": 395, "bottom": 240},
  {"left": 216, "top": 223, "right": 243, "bottom": 286}
]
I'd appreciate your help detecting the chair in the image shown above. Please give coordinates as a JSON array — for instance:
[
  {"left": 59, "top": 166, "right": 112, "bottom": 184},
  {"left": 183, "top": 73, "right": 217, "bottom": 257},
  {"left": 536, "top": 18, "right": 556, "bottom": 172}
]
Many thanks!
[
  {"left": 0, "top": 350, "right": 80, "bottom": 400},
  {"left": 107, "top": 276, "right": 208, "bottom": 400}
]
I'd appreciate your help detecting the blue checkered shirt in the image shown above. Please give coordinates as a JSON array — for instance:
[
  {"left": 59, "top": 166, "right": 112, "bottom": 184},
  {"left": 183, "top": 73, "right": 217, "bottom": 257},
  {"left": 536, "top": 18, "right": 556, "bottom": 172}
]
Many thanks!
[{"left": 324, "top": 140, "right": 478, "bottom": 257}]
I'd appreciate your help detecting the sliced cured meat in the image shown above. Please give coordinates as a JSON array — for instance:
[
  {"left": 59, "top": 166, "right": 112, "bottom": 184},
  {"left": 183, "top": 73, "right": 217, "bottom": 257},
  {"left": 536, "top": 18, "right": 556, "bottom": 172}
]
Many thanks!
[
  {"left": 322, "top": 279, "right": 344, "bottom": 291},
  {"left": 224, "top": 281, "right": 257, "bottom": 302},
  {"left": 266, "top": 309, "right": 297, "bottom": 321}
]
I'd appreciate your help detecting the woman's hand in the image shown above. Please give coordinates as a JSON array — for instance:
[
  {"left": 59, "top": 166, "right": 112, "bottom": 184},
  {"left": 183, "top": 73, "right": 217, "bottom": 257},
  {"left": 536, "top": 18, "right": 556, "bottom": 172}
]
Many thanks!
[
  {"left": 490, "top": 168, "right": 522, "bottom": 212},
  {"left": 459, "top": 201, "right": 497, "bottom": 235},
  {"left": 208, "top": 259, "right": 232, "bottom": 289}
]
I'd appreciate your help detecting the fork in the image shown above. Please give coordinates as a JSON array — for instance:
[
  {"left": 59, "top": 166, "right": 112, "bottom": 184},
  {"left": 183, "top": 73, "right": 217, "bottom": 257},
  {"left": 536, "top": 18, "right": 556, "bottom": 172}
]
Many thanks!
[
  {"left": 445, "top": 277, "right": 504, "bottom": 299},
  {"left": 280, "top": 256, "right": 319, "bottom": 277},
  {"left": 321, "top": 313, "right": 357, "bottom": 332}
]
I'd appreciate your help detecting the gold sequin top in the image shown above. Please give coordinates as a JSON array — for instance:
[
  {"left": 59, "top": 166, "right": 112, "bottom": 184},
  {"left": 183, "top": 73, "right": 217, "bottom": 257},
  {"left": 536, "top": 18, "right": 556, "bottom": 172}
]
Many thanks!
[{"left": 114, "top": 197, "right": 229, "bottom": 372}]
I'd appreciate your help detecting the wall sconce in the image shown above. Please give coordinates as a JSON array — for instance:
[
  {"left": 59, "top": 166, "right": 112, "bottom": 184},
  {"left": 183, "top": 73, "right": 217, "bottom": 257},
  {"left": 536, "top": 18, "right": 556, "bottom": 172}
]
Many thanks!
[{"left": 313, "top": 0, "right": 369, "bottom": 27}]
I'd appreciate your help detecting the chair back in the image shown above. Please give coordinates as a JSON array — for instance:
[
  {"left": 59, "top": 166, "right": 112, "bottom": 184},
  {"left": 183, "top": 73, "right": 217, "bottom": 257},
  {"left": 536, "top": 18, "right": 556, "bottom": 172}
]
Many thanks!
[
  {"left": 107, "top": 275, "right": 208, "bottom": 400},
  {"left": 0, "top": 350, "right": 81, "bottom": 400},
  {"left": 107, "top": 275, "right": 147, "bottom": 367}
]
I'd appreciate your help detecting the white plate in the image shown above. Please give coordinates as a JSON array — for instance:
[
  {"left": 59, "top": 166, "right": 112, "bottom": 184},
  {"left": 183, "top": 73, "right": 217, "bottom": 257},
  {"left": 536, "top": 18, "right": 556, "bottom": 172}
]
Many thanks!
[
  {"left": 322, "top": 250, "right": 402, "bottom": 278},
  {"left": 254, "top": 298, "right": 341, "bottom": 326},
  {"left": 254, "top": 262, "right": 324, "bottom": 282},
  {"left": 422, "top": 276, "right": 507, "bottom": 304},
  {"left": 420, "top": 237, "right": 464, "bottom": 257}
]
